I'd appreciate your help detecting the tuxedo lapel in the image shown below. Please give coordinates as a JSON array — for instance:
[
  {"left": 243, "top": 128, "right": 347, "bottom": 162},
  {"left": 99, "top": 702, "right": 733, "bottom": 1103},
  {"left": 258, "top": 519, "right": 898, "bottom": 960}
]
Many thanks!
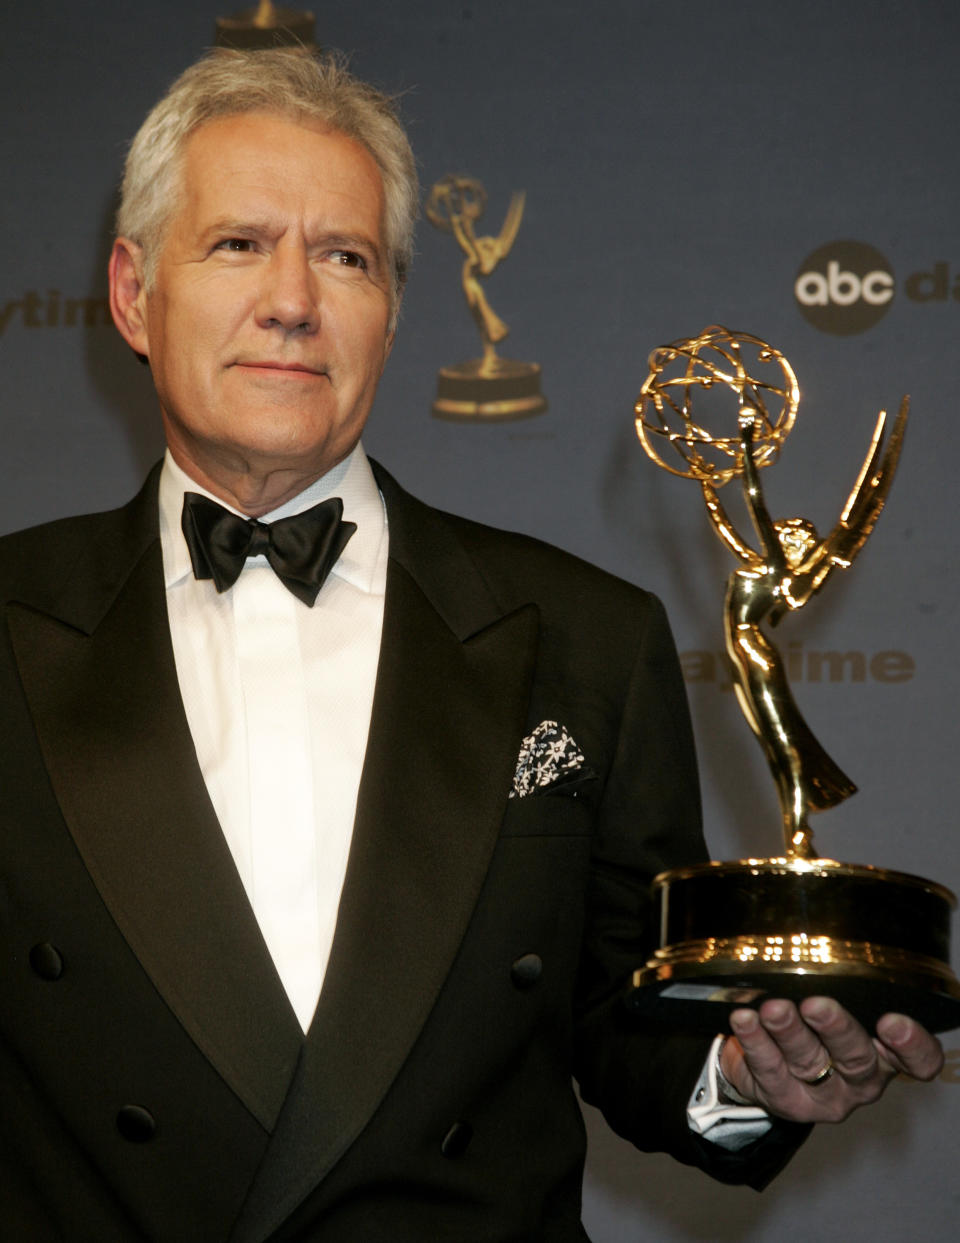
[
  {"left": 6, "top": 470, "right": 301, "bottom": 1131},
  {"left": 233, "top": 467, "right": 540, "bottom": 1238}
]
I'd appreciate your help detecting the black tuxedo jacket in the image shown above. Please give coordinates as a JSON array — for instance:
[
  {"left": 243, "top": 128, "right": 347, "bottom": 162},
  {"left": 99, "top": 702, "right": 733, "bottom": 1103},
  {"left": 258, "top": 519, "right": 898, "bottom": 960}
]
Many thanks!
[{"left": 0, "top": 463, "right": 805, "bottom": 1241}]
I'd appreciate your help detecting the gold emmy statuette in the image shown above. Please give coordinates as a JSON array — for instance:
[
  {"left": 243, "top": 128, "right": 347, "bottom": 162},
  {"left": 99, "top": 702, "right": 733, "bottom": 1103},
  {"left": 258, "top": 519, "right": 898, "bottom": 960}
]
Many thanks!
[
  {"left": 215, "top": 0, "right": 316, "bottom": 48},
  {"left": 630, "top": 325, "right": 960, "bottom": 1033},
  {"left": 426, "top": 175, "right": 547, "bottom": 421}
]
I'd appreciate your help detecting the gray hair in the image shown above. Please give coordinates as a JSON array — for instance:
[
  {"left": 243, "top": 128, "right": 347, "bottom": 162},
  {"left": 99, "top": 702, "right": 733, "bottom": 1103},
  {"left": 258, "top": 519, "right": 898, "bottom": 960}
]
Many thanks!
[{"left": 116, "top": 48, "right": 418, "bottom": 305}]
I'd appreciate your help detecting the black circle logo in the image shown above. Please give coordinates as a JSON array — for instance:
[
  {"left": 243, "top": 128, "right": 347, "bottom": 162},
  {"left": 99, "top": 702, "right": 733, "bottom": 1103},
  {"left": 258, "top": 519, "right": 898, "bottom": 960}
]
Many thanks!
[{"left": 794, "top": 241, "right": 895, "bottom": 335}]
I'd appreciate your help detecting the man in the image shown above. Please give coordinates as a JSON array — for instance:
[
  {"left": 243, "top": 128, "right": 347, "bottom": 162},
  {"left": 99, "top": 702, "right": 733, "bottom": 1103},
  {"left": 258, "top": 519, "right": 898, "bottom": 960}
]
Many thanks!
[{"left": 0, "top": 48, "right": 942, "bottom": 1241}]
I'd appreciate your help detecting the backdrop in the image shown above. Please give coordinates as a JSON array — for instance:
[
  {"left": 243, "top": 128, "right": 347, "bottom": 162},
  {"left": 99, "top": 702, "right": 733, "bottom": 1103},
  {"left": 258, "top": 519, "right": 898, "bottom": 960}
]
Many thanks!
[{"left": 3, "top": 3, "right": 958, "bottom": 1239}]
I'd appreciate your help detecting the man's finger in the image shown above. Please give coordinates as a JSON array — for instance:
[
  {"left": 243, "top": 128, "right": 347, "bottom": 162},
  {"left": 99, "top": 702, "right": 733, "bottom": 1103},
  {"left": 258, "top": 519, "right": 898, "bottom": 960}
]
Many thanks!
[
  {"left": 797, "top": 997, "right": 883, "bottom": 1085},
  {"left": 752, "top": 998, "right": 838, "bottom": 1084},
  {"left": 727, "top": 1001, "right": 826, "bottom": 1092},
  {"left": 875, "top": 1013, "right": 944, "bottom": 1081}
]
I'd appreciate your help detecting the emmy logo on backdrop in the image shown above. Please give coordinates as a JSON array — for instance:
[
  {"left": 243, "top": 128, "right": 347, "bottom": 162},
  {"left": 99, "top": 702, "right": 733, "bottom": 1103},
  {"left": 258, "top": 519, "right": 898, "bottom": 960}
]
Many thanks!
[
  {"left": 426, "top": 174, "right": 546, "bottom": 421},
  {"left": 629, "top": 325, "right": 960, "bottom": 1033},
  {"left": 215, "top": 0, "right": 316, "bottom": 48}
]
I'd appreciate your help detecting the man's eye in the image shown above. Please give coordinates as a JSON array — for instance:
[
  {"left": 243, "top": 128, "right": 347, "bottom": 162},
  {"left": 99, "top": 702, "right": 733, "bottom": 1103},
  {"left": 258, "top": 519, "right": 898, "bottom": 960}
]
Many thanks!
[
  {"left": 329, "top": 250, "right": 366, "bottom": 269},
  {"left": 216, "top": 238, "right": 255, "bottom": 252}
]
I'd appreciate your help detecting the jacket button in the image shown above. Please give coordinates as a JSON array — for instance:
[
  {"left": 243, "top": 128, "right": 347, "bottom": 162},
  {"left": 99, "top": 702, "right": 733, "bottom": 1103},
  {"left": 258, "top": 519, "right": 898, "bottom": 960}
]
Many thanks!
[
  {"left": 116, "top": 1105, "right": 157, "bottom": 1143},
  {"left": 29, "top": 942, "right": 64, "bottom": 980},
  {"left": 440, "top": 1121, "right": 473, "bottom": 1158},
  {"left": 510, "top": 952, "right": 542, "bottom": 988}
]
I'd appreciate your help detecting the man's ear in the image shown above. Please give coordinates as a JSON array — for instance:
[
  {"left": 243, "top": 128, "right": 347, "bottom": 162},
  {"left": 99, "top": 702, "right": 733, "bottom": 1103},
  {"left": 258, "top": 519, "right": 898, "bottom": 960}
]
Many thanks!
[
  {"left": 109, "top": 238, "right": 150, "bottom": 358},
  {"left": 384, "top": 289, "right": 403, "bottom": 364}
]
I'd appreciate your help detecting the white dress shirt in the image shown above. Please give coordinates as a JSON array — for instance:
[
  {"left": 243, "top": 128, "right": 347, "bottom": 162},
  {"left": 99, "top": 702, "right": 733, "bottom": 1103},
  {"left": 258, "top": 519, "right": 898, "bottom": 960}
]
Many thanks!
[{"left": 159, "top": 443, "right": 387, "bottom": 1032}]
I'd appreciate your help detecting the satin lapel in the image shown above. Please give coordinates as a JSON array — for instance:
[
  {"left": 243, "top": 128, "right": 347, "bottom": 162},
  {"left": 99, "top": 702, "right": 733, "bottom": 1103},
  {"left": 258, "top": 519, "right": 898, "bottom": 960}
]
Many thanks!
[
  {"left": 234, "top": 468, "right": 540, "bottom": 1237},
  {"left": 6, "top": 474, "right": 301, "bottom": 1130}
]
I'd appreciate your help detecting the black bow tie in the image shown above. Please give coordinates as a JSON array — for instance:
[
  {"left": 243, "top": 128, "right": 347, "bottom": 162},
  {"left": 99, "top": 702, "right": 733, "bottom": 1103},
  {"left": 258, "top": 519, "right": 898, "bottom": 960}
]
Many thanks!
[{"left": 181, "top": 491, "right": 357, "bottom": 606}]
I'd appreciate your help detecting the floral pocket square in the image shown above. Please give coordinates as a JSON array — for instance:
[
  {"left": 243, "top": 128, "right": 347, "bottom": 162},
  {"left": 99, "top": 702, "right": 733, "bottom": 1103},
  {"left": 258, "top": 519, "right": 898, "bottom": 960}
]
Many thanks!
[{"left": 509, "top": 720, "right": 594, "bottom": 799}]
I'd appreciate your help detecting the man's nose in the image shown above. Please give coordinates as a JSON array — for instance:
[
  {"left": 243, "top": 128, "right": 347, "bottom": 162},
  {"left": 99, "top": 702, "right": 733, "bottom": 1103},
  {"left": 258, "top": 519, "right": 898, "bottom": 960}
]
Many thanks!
[{"left": 255, "top": 244, "right": 319, "bottom": 334}]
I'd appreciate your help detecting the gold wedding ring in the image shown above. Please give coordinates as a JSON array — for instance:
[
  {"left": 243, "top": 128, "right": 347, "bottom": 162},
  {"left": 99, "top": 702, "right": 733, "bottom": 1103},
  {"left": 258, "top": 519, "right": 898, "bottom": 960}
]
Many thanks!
[{"left": 802, "top": 1060, "right": 835, "bottom": 1086}]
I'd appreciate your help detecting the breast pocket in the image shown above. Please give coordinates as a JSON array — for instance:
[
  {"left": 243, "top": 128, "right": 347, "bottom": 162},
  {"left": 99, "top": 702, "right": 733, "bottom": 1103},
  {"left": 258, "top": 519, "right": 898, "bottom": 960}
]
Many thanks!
[{"left": 499, "top": 781, "right": 599, "bottom": 838}]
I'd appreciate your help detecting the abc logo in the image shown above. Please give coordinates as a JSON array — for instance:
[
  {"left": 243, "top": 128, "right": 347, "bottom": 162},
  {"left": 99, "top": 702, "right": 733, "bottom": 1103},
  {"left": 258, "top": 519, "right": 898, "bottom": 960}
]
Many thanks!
[{"left": 795, "top": 241, "right": 894, "bottom": 335}]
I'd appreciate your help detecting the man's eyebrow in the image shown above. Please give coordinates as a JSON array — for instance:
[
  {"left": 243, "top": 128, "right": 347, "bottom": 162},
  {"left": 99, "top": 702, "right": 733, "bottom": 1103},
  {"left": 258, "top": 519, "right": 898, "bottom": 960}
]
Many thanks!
[{"left": 199, "top": 218, "right": 271, "bottom": 241}]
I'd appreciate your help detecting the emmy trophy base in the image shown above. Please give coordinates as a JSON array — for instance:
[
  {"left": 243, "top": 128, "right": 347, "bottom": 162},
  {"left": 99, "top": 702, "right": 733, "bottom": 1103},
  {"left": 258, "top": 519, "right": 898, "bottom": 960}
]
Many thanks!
[
  {"left": 432, "top": 359, "right": 547, "bottom": 421},
  {"left": 628, "top": 857, "right": 960, "bottom": 1034}
]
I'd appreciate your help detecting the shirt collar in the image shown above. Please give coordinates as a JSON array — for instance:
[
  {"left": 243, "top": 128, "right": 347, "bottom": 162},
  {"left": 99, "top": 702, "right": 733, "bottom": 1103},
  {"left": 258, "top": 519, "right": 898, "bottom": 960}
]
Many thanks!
[{"left": 159, "top": 443, "right": 388, "bottom": 596}]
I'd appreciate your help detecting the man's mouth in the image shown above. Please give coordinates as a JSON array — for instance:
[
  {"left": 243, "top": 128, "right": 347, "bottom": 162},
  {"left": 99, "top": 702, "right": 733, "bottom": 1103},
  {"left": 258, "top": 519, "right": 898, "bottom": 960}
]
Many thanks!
[{"left": 234, "top": 361, "right": 326, "bottom": 376}]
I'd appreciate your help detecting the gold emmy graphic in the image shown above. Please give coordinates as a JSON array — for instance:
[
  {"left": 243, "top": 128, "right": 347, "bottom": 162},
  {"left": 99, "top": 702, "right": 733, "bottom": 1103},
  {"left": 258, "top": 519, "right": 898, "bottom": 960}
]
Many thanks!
[
  {"left": 630, "top": 325, "right": 960, "bottom": 1032},
  {"left": 426, "top": 174, "right": 547, "bottom": 421},
  {"left": 215, "top": 0, "right": 316, "bottom": 48}
]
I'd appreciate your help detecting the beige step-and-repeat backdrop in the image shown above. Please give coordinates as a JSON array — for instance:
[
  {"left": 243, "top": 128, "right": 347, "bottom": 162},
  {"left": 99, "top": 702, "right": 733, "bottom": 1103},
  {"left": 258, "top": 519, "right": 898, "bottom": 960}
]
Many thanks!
[{"left": 3, "top": 3, "right": 958, "bottom": 1239}]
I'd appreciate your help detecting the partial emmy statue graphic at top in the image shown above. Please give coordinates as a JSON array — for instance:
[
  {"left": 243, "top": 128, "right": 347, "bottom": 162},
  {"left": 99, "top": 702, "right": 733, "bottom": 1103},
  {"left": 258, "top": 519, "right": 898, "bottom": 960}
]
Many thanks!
[
  {"left": 629, "top": 326, "right": 960, "bottom": 1033},
  {"left": 426, "top": 175, "right": 547, "bottom": 421},
  {"left": 215, "top": 0, "right": 316, "bottom": 49}
]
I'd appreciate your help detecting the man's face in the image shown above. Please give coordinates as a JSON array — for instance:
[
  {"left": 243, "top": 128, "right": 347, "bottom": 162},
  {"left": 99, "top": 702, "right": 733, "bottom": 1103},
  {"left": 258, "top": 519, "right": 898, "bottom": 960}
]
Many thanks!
[{"left": 115, "top": 111, "right": 395, "bottom": 505}]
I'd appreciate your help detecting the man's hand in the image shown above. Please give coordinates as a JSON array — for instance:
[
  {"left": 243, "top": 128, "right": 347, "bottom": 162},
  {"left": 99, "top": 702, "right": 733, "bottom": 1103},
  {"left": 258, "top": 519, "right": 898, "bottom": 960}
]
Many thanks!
[{"left": 719, "top": 997, "right": 944, "bottom": 1123}]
